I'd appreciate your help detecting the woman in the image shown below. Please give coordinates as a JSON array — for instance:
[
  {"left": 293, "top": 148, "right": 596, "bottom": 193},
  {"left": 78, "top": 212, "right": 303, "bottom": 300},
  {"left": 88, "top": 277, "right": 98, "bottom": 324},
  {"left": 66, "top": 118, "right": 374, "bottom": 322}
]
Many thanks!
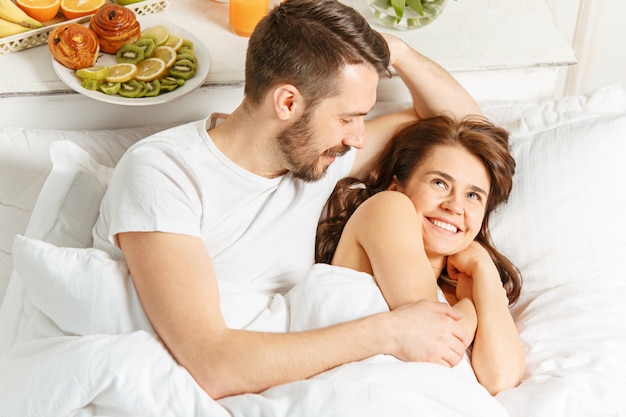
[{"left": 316, "top": 114, "right": 524, "bottom": 395}]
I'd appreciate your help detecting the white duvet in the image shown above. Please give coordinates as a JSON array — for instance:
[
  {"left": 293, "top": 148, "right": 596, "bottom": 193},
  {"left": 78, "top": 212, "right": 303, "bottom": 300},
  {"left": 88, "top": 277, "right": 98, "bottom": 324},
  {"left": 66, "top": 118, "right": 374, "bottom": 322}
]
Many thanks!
[{"left": 0, "top": 235, "right": 509, "bottom": 417}]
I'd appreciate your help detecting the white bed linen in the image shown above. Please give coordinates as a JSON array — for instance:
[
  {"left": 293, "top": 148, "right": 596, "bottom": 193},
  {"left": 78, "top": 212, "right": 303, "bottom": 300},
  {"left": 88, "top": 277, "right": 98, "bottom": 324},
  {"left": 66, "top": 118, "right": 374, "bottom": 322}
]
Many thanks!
[
  {"left": 1, "top": 84, "right": 626, "bottom": 416},
  {"left": 497, "top": 280, "right": 626, "bottom": 417},
  {"left": 1, "top": 234, "right": 507, "bottom": 417},
  {"left": 0, "top": 125, "right": 169, "bottom": 303}
]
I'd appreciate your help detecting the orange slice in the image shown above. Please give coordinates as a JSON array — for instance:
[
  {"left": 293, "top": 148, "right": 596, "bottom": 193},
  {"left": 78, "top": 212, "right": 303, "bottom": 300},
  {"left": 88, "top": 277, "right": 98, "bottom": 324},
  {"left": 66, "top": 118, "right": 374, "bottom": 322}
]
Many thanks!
[
  {"left": 60, "top": 0, "right": 105, "bottom": 20},
  {"left": 16, "top": 0, "right": 61, "bottom": 22},
  {"left": 105, "top": 63, "right": 138, "bottom": 83},
  {"left": 134, "top": 57, "right": 167, "bottom": 81}
]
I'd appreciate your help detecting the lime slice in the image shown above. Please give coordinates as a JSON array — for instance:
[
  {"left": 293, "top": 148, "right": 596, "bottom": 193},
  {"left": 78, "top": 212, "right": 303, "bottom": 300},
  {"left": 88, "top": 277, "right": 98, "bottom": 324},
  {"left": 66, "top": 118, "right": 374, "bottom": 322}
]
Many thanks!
[{"left": 76, "top": 65, "right": 110, "bottom": 81}]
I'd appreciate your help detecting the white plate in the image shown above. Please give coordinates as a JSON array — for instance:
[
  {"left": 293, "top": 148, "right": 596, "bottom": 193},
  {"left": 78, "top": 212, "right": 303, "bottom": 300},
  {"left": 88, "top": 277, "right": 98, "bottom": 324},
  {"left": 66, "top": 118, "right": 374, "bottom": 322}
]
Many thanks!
[{"left": 52, "top": 16, "right": 211, "bottom": 106}]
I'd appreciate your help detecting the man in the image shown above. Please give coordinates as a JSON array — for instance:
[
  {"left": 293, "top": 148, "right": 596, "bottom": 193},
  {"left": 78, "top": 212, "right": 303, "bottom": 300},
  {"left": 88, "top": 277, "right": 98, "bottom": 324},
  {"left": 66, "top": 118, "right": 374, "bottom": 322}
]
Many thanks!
[{"left": 93, "top": 0, "right": 483, "bottom": 399}]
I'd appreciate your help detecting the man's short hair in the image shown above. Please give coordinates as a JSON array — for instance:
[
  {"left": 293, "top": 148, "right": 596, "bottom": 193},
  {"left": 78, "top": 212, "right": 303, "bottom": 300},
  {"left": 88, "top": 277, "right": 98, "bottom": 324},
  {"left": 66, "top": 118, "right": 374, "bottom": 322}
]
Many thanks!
[{"left": 244, "top": 0, "right": 391, "bottom": 107}]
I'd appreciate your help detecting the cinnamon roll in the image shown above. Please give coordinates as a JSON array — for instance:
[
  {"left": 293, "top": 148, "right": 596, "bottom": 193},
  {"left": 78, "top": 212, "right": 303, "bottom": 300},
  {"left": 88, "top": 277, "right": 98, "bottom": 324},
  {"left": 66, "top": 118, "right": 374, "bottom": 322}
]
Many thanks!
[
  {"left": 89, "top": 4, "right": 141, "bottom": 54},
  {"left": 48, "top": 23, "right": 100, "bottom": 70}
]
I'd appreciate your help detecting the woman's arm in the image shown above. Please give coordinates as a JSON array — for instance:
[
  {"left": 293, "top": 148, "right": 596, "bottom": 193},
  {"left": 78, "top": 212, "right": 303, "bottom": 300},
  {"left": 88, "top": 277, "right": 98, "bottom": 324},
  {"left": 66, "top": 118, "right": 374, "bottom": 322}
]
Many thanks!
[
  {"left": 332, "top": 191, "right": 475, "bottom": 347},
  {"left": 333, "top": 191, "right": 438, "bottom": 307},
  {"left": 446, "top": 242, "right": 525, "bottom": 395},
  {"left": 118, "top": 230, "right": 469, "bottom": 399}
]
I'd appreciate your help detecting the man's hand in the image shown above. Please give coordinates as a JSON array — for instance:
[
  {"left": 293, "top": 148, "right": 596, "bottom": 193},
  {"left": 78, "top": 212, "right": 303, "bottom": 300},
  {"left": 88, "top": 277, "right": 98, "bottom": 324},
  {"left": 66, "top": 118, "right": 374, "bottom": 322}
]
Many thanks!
[{"left": 385, "top": 300, "right": 467, "bottom": 367}]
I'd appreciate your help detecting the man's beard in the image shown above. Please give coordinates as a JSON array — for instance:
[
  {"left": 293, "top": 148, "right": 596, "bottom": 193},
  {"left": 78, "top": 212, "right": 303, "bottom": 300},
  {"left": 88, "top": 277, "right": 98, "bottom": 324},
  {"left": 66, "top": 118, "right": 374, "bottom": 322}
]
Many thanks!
[{"left": 276, "top": 108, "right": 350, "bottom": 182}]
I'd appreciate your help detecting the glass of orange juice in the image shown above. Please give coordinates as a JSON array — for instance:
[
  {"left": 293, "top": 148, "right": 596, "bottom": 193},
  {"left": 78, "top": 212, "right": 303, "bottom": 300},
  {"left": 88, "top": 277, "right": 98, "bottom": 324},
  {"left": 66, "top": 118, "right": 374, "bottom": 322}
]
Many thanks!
[{"left": 229, "top": 0, "right": 269, "bottom": 37}]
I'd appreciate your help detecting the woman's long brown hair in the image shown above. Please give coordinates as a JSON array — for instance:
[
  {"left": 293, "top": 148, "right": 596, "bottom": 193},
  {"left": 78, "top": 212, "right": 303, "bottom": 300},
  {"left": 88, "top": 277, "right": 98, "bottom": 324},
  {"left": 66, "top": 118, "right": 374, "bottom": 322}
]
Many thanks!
[{"left": 316, "top": 114, "right": 522, "bottom": 305}]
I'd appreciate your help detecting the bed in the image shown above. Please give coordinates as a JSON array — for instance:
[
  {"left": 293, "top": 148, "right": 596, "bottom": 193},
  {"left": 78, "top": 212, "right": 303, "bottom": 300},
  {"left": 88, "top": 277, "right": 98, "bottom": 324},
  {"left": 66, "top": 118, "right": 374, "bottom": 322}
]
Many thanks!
[{"left": 0, "top": 84, "right": 625, "bottom": 417}]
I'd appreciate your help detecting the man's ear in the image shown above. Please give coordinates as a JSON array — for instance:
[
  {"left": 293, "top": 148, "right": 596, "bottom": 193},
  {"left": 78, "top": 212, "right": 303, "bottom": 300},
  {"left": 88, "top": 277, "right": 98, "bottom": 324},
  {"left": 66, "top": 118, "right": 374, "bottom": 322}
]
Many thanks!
[{"left": 273, "top": 84, "right": 301, "bottom": 121}]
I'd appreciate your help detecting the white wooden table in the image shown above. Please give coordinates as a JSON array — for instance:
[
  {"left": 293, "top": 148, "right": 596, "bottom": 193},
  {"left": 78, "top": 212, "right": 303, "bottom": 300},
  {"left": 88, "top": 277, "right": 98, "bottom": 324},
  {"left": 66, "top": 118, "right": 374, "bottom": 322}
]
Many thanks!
[{"left": 0, "top": 0, "right": 576, "bottom": 130}]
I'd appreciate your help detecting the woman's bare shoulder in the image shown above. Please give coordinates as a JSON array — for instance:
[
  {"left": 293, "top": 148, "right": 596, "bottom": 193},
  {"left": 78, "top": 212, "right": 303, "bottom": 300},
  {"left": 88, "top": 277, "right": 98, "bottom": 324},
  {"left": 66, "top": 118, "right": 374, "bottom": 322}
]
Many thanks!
[
  {"left": 350, "top": 191, "right": 418, "bottom": 229},
  {"left": 359, "top": 190, "right": 414, "bottom": 213}
]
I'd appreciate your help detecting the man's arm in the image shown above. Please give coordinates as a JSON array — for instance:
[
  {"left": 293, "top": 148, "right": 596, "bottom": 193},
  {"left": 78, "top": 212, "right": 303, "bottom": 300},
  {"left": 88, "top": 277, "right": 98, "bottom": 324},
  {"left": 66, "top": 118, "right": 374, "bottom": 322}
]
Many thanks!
[
  {"left": 119, "top": 231, "right": 468, "bottom": 399},
  {"left": 386, "top": 34, "right": 483, "bottom": 120},
  {"left": 352, "top": 34, "right": 483, "bottom": 179}
]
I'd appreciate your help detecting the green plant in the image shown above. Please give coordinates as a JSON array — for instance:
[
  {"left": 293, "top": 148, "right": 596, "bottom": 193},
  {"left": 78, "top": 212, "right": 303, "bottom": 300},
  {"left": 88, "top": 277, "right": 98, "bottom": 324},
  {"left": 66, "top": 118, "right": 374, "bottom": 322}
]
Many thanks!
[
  {"left": 388, "top": 0, "right": 447, "bottom": 19},
  {"left": 395, "top": 0, "right": 424, "bottom": 18},
  {"left": 369, "top": 0, "right": 448, "bottom": 29}
]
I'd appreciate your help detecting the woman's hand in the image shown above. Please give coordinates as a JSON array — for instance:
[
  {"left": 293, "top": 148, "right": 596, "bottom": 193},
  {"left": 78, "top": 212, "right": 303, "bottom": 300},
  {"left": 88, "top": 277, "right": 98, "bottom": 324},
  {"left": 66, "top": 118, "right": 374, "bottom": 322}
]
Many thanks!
[
  {"left": 452, "top": 270, "right": 473, "bottom": 303},
  {"left": 446, "top": 242, "right": 498, "bottom": 303}
]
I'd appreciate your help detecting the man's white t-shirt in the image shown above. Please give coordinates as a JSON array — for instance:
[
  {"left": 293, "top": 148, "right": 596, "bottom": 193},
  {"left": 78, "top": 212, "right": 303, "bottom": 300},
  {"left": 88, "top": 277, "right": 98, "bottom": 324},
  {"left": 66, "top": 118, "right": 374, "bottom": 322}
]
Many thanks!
[{"left": 93, "top": 117, "right": 356, "bottom": 295}]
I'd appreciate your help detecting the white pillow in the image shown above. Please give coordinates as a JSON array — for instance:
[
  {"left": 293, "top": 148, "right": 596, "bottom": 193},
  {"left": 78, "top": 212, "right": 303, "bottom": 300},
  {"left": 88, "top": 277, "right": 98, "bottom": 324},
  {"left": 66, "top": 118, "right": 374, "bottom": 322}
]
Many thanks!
[
  {"left": 482, "top": 87, "right": 626, "bottom": 414},
  {"left": 482, "top": 83, "right": 626, "bottom": 133},
  {"left": 12, "top": 234, "right": 152, "bottom": 336},
  {"left": 25, "top": 141, "right": 112, "bottom": 248},
  {"left": 0, "top": 141, "right": 121, "bottom": 354},
  {"left": 489, "top": 112, "right": 626, "bottom": 294},
  {"left": 0, "top": 125, "right": 168, "bottom": 304}
]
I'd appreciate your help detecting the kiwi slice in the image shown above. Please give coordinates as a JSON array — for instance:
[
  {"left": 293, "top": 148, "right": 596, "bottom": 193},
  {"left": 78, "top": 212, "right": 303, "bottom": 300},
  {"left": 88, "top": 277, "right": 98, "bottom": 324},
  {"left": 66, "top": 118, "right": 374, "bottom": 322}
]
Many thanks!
[
  {"left": 118, "top": 79, "right": 146, "bottom": 98},
  {"left": 99, "top": 81, "right": 121, "bottom": 95},
  {"left": 168, "top": 59, "right": 196, "bottom": 80},
  {"left": 81, "top": 78, "right": 101, "bottom": 91},
  {"left": 181, "top": 39, "right": 193, "bottom": 50},
  {"left": 142, "top": 79, "right": 161, "bottom": 97},
  {"left": 158, "top": 76, "right": 180, "bottom": 92},
  {"left": 160, "top": 75, "right": 185, "bottom": 85},
  {"left": 177, "top": 47, "right": 194, "bottom": 59},
  {"left": 176, "top": 52, "right": 197, "bottom": 66},
  {"left": 116, "top": 44, "right": 145, "bottom": 64},
  {"left": 133, "top": 37, "right": 157, "bottom": 58},
  {"left": 158, "top": 83, "right": 177, "bottom": 93}
]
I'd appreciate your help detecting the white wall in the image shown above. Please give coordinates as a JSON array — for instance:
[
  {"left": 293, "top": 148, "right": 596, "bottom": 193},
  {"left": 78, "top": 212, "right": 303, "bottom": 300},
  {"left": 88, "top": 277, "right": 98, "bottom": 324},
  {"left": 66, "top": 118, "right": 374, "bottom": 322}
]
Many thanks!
[{"left": 547, "top": 0, "right": 626, "bottom": 96}]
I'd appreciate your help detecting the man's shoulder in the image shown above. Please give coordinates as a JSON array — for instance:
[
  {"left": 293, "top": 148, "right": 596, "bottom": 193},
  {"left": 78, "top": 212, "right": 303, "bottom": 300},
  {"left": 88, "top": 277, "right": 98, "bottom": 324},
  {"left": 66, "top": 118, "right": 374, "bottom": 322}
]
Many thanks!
[{"left": 124, "top": 119, "right": 209, "bottom": 158}]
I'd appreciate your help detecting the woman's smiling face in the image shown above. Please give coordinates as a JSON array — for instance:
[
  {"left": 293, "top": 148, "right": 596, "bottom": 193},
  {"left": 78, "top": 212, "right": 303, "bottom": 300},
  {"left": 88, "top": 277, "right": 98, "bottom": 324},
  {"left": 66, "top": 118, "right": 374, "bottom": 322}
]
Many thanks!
[{"left": 390, "top": 145, "right": 491, "bottom": 260}]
